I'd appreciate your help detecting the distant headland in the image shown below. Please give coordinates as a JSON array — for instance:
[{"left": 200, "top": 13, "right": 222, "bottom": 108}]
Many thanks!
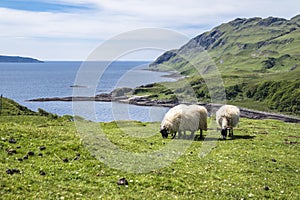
[{"left": 0, "top": 55, "right": 43, "bottom": 63}]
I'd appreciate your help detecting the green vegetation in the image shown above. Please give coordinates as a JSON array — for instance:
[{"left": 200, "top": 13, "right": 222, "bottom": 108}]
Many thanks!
[
  {"left": 132, "top": 71, "right": 300, "bottom": 115},
  {"left": 0, "top": 97, "right": 36, "bottom": 116},
  {"left": 148, "top": 15, "right": 300, "bottom": 116},
  {"left": 1, "top": 98, "right": 299, "bottom": 199}
]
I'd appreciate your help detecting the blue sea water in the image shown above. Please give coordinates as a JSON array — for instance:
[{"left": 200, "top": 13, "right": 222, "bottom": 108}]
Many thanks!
[{"left": 0, "top": 61, "right": 174, "bottom": 122}]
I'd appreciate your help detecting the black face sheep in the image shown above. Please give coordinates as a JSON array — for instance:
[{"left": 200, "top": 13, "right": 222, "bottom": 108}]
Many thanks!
[
  {"left": 216, "top": 105, "right": 240, "bottom": 139},
  {"left": 160, "top": 104, "right": 208, "bottom": 139},
  {"left": 160, "top": 104, "right": 187, "bottom": 139}
]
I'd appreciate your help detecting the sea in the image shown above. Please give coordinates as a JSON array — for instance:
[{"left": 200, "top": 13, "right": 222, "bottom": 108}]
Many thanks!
[{"left": 0, "top": 61, "right": 175, "bottom": 122}]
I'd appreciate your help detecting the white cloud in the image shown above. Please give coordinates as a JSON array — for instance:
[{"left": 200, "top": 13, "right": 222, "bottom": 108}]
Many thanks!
[{"left": 0, "top": 0, "right": 299, "bottom": 60}]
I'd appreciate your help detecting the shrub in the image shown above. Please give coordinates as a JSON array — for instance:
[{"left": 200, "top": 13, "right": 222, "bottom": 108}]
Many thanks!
[{"left": 38, "top": 108, "right": 58, "bottom": 119}]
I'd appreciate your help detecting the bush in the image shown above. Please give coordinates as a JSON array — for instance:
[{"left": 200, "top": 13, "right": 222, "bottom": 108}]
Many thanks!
[
  {"left": 262, "top": 57, "right": 276, "bottom": 69},
  {"left": 242, "top": 80, "right": 300, "bottom": 114},
  {"left": 226, "top": 84, "right": 243, "bottom": 100},
  {"left": 38, "top": 108, "right": 58, "bottom": 119},
  {"left": 266, "top": 81, "right": 300, "bottom": 114}
]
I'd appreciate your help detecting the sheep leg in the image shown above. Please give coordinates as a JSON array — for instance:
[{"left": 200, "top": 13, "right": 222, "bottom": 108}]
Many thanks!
[
  {"left": 228, "top": 128, "right": 233, "bottom": 137},
  {"left": 200, "top": 129, "right": 203, "bottom": 138},
  {"left": 221, "top": 129, "right": 227, "bottom": 139},
  {"left": 171, "top": 132, "right": 177, "bottom": 139}
]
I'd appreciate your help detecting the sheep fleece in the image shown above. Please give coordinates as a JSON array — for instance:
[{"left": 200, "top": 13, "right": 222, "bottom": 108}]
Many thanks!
[
  {"left": 216, "top": 105, "right": 240, "bottom": 129},
  {"left": 161, "top": 104, "right": 207, "bottom": 134}
]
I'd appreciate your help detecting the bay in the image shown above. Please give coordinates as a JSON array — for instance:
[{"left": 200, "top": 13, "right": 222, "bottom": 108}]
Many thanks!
[{"left": 0, "top": 61, "right": 174, "bottom": 122}]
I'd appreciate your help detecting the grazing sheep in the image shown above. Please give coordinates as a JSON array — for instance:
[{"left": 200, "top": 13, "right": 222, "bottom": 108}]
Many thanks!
[
  {"left": 216, "top": 105, "right": 240, "bottom": 139},
  {"left": 188, "top": 104, "right": 208, "bottom": 138},
  {"left": 160, "top": 104, "right": 208, "bottom": 139},
  {"left": 160, "top": 104, "right": 187, "bottom": 139}
]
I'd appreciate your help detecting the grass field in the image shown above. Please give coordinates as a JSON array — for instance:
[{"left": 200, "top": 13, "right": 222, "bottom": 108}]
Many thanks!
[{"left": 0, "top": 98, "right": 299, "bottom": 199}]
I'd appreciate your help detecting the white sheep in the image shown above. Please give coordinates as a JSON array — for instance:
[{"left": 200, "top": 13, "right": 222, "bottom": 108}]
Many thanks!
[
  {"left": 160, "top": 104, "right": 208, "bottom": 139},
  {"left": 188, "top": 104, "right": 208, "bottom": 138},
  {"left": 216, "top": 105, "right": 240, "bottom": 139},
  {"left": 160, "top": 104, "right": 187, "bottom": 139}
]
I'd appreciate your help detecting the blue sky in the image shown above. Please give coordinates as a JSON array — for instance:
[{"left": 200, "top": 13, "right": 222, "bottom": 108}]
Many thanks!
[
  {"left": 0, "top": 0, "right": 299, "bottom": 60},
  {"left": 0, "top": 0, "right": 95, "bottom": 12}
]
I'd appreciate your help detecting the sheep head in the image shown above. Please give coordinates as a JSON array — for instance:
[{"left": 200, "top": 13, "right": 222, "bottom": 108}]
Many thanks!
[{"left": 160, "top": 128, "right": 169, "bottom": 138}]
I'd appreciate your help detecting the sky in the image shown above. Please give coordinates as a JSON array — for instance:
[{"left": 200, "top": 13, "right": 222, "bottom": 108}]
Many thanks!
[{"left": 0, "top": 0, "right": 299, "bottom": 61}]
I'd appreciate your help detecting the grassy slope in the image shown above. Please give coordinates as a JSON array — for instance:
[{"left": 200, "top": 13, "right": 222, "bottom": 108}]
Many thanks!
[
  {"left": 147, "top": 16, "right": 300, "bottom": 116},
  {"left": 169, "top": 16, "right": 300, "bottom": 76},
  {"left": 1, "top": 98, "right": 299, "bottom": 199}
]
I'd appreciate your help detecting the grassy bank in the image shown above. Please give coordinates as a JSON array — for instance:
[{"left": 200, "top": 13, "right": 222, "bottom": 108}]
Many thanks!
[
  {"left": 131, "top": 69, "right": 300, "bottom": 116},
  {"left": 0, "top": 98, "right": 299, "bottom": 199}
]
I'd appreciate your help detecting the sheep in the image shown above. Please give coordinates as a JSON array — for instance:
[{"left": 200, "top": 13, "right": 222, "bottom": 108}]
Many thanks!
[
  {"left": 188, "top": 104, "right": 208, "bottom": 138},
  {"left": 160, "top": 104, "right": 208, "bottom": 139},
  {"left": 160, "top": 104, "right": 187, "bottom": 139},
  {"left": 216, "top": 105, "right": 240, "bottom": 139}
]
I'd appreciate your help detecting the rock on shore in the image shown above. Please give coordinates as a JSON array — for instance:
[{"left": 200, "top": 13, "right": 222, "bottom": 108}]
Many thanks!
[{"left": 27, "top": 92, "right": 300, "bottom": 123}]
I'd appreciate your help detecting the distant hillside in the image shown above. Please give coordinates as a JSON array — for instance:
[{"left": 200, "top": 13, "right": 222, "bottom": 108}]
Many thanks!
[
  {"left": 145, "top": 15, "right": 300, "bottom": 116},
  {"left": 150, "top": 15, "right": 300, "bottom": 75},
  {"left": 0, "top": 55, "right": 43, "bottom": 63}
]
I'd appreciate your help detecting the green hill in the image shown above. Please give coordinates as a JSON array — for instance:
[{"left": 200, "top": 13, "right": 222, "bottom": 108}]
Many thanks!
[
  {"left": 150, "top": 15, "right": 300, "bottom": 74},
  {"left": 146, "top": 15, "right": 300, "bottom": 115}
]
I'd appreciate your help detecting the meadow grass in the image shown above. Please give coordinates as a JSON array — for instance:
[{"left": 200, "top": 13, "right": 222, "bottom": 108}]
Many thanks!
[{"left": 1, "top": 111, "right": 299, "bottom": 199}]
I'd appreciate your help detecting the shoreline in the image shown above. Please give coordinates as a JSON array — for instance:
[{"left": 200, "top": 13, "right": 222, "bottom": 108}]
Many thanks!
[{"left": 27, "top": 94, "right": 300, "bottom": 123}]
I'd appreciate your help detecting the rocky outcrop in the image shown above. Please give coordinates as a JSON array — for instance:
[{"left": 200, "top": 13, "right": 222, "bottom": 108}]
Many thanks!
[
  {"left": 149, "top": 50, "right": 178, "bottom": 68},
  {"left": 27, "top": 93, "right": 113, "bottom": 102}
]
